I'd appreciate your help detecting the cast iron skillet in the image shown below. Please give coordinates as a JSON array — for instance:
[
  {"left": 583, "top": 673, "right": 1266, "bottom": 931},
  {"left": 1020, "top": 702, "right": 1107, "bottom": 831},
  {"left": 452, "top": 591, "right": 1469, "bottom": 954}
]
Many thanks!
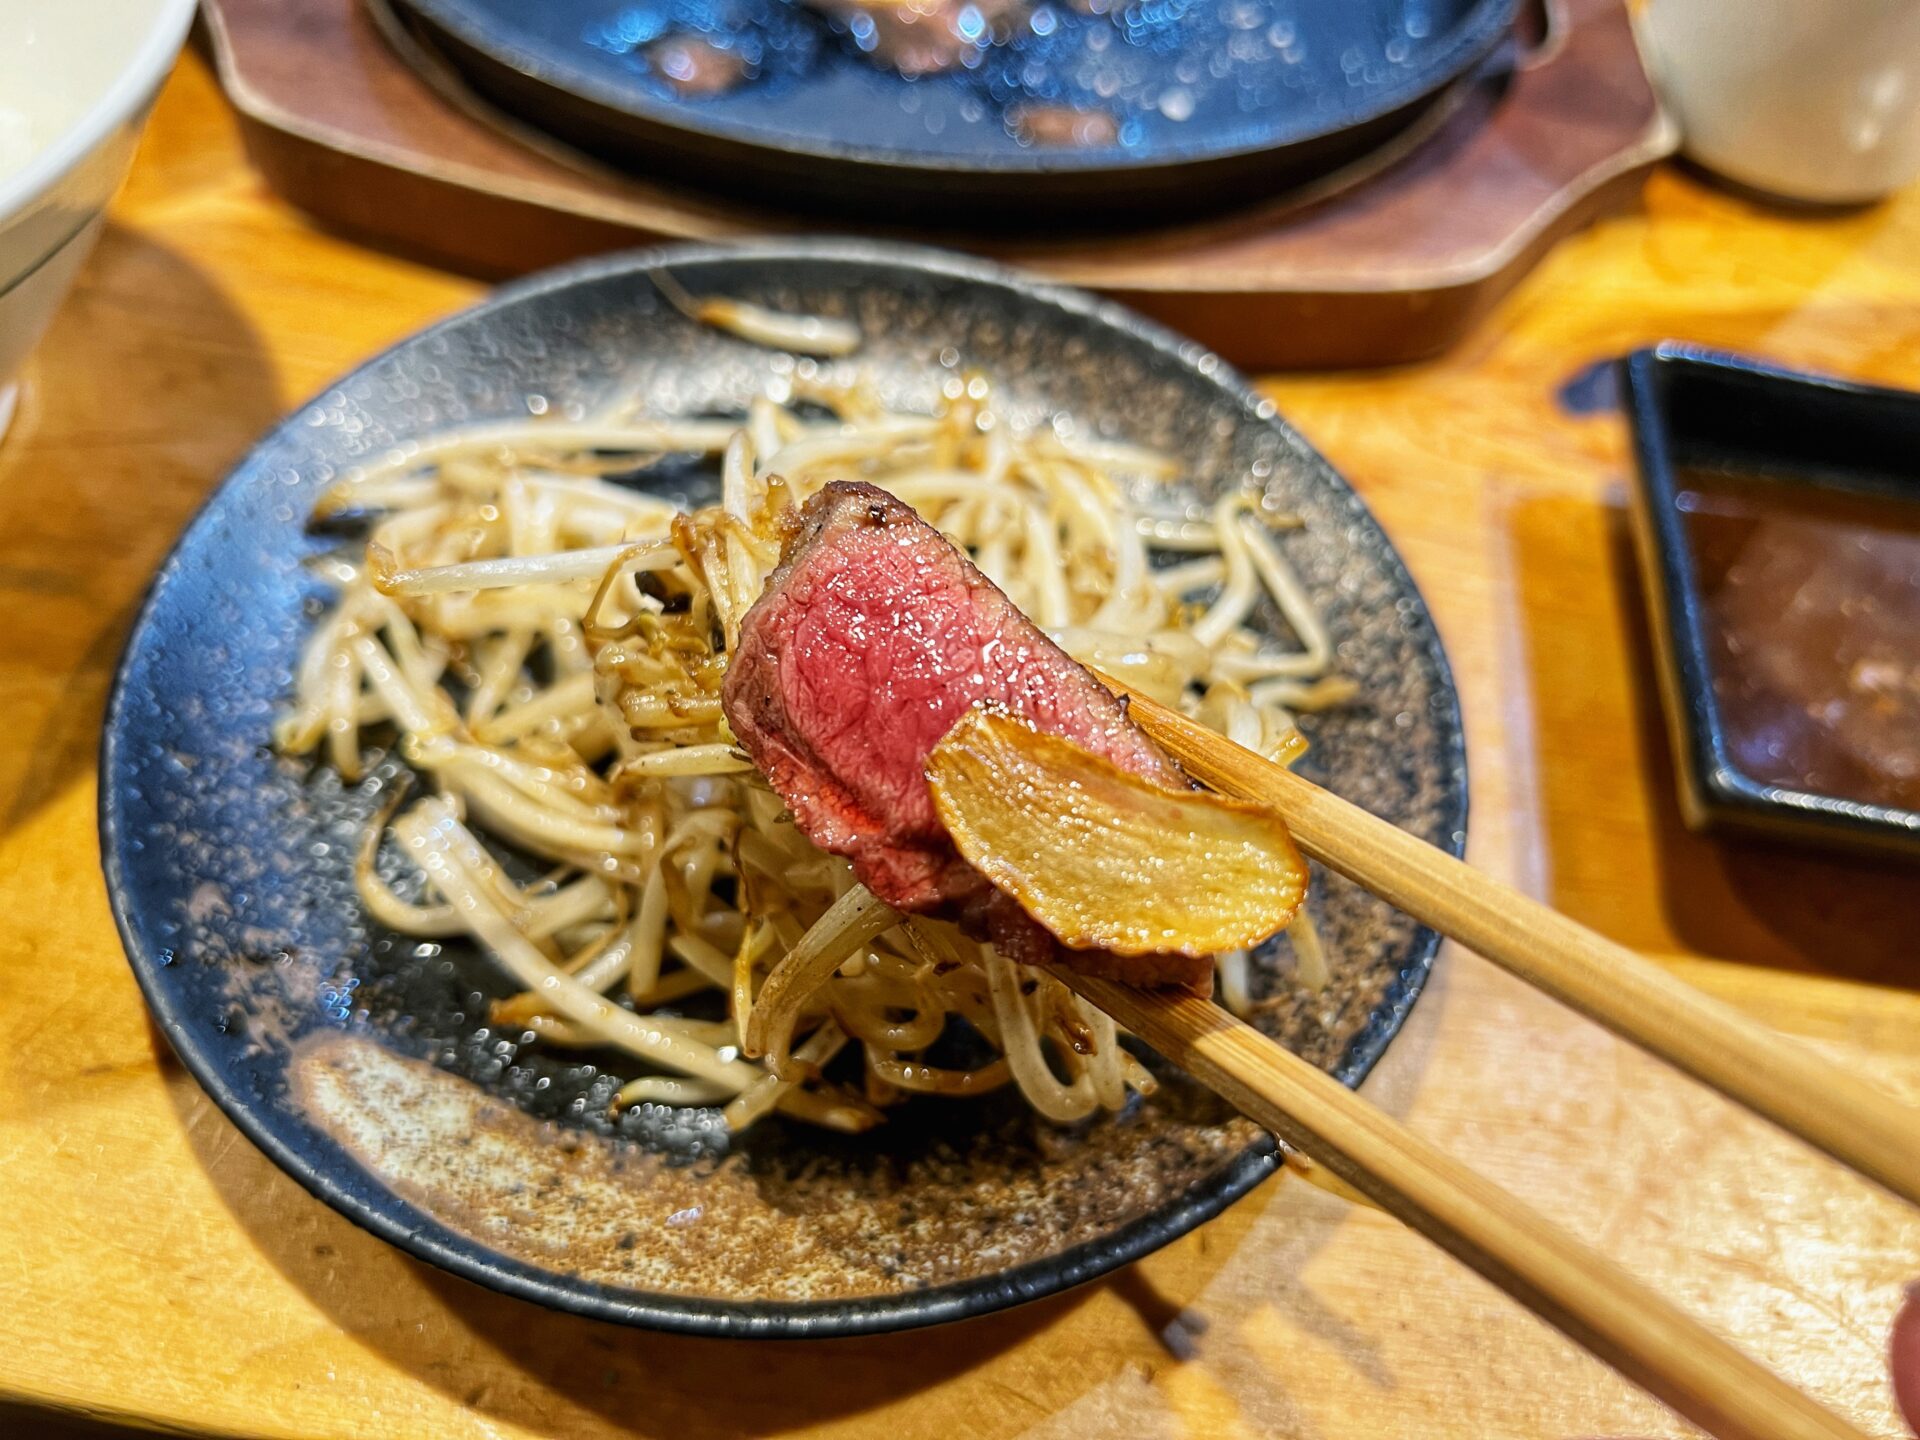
[
  {"left": 101, "top": 241, "right": 1466, "bottom": 1336},
  {"left": 385, "top": 0, "right": 1515, "bottom": 224}
]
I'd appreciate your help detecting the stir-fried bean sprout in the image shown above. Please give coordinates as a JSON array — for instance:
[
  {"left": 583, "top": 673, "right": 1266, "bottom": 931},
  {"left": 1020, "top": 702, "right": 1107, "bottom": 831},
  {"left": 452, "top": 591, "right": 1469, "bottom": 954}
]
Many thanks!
[
  {"left": 651, "top": 269, "right": 864, "bottom": 357},
  {"left": 282, "top": 357, "right": 1345, "bottom": 1133}
]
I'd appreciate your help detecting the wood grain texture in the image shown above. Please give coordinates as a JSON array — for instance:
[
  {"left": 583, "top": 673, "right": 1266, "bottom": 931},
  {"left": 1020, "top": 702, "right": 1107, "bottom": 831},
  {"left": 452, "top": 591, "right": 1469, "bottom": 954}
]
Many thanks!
[
  {"left": 1061, "top": 974, "right": 1873, "bottom": 1440},
  {"left": 1107, "top": 680, "right": 1920, "bottom": 1212},
  {"left": 1, "top": 48, "right": 1919, "bottom": 1440},
  {"left": 198, "top": 0, "right": 1676, "bottom": 367}
]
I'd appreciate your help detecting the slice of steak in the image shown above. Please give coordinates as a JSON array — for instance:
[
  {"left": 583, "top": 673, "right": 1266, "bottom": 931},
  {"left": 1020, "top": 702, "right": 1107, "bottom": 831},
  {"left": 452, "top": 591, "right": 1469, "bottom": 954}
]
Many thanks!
[{"left": 722, "top": 480, "right": 1210, "bottom": 992}]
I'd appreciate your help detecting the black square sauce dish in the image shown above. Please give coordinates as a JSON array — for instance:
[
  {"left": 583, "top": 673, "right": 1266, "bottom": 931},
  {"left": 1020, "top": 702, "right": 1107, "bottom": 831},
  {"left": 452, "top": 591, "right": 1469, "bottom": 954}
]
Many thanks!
[{"left": 1622, "top": 345, "right": 1920, "bottom": 857}]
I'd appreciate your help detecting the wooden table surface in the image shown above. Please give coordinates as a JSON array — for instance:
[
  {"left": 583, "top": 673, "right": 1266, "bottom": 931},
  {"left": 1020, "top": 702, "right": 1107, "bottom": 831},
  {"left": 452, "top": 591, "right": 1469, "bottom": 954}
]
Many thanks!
[{"left": 5, "top": 50, "right": 1920, "bottom": 1440}]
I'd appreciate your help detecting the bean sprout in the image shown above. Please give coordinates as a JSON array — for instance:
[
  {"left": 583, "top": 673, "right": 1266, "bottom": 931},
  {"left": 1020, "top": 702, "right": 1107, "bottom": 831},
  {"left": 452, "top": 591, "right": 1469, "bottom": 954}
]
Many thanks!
[{"left": 279, "top": 359, "right": 1352, "bottom": 1133}]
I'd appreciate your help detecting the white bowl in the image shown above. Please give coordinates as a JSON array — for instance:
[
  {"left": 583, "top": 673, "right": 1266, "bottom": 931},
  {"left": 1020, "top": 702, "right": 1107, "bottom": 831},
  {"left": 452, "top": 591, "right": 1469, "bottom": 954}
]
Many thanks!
[{"left": 0, "top": 0, "right": 199, "bottom": 428}]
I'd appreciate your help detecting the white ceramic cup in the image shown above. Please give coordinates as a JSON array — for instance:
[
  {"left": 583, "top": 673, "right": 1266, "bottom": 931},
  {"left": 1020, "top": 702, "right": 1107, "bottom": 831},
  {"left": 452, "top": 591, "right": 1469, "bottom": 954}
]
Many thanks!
[
  {"left": 0, "top": 0, "right": 198, "bottom": 437},
  {"left": 1637, "top": 0, "right": 1920, "bottom": 204}
]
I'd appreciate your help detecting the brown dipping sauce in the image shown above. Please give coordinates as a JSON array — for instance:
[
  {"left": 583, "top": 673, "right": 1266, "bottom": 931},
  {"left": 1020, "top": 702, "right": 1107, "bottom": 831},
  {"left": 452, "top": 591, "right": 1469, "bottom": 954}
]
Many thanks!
[{"left": 1678, "top": 465, "right": 1920, "bottom": 812}]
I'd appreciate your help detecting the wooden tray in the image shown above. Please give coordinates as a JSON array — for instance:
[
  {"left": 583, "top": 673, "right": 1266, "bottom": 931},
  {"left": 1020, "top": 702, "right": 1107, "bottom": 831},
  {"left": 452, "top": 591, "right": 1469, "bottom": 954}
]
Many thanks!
[{"left": 201, "top": 0, "right": 1676, "bottom": 368}]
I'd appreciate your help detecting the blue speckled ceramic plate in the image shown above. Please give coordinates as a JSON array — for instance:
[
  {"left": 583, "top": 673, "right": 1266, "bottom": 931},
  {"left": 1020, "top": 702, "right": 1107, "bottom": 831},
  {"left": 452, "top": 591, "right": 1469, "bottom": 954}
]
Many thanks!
[
  {"left": 387, "top": 0, "right": 1515, "bottom": 222},
  {"left": 102, "top": 241, "right": 1465, "bottom": 1336}
]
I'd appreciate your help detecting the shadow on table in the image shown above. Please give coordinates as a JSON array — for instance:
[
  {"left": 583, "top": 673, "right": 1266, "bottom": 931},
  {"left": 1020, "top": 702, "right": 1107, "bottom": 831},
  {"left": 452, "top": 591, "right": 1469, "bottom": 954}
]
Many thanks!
[
  {"left": 1507, "top": 490, "right": 1920, "bottom": 993},
  {"left": 153, "top": 961, "right": 1446, "bottom": 1439},
  {"left": 0, "top": 1403, "right": 169, "bottom": 1439},
  {"left": 157, "top": 1049, "right": 1109, "bottom": 1438},
  {"left": 0, "top": 223, "right": 281, "bottom": 829}
]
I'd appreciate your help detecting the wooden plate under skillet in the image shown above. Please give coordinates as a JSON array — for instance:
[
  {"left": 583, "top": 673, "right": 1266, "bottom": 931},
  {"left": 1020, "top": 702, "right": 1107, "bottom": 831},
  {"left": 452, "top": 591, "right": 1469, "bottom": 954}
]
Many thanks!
[{"left": 201, "top": 0, "right": 1676, "bottom": 368}]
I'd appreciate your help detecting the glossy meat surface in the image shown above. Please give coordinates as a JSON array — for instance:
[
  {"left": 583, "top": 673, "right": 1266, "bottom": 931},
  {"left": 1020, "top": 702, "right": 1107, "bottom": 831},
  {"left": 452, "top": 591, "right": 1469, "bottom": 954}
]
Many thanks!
[{"left": 723, "top": 481, "right": 1209, "bottom": 991}]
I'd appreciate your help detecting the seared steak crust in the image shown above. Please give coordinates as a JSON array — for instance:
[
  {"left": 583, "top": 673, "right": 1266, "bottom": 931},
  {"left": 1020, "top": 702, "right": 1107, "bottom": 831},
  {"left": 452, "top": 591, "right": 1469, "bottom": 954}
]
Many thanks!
[{"left": 723, "top": 481, "right": 1210, "bottom": 993}]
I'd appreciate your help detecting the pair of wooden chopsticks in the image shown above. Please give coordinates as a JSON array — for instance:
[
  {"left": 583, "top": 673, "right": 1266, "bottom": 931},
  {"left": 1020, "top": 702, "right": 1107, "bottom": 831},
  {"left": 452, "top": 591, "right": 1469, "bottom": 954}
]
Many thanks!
[{"left": 1074, "top": 676, "right": 1920, "bottom": 1440}]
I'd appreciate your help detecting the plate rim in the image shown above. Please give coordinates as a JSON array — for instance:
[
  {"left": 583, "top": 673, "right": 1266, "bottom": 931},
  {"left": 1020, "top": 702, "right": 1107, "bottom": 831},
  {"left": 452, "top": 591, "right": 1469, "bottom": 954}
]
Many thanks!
[
  {"left": 100, "top": 237, "right": 1468, "bottom": 1338},
  {"left": 388, "top": 0, "right": 1518, "bottom": 178}
]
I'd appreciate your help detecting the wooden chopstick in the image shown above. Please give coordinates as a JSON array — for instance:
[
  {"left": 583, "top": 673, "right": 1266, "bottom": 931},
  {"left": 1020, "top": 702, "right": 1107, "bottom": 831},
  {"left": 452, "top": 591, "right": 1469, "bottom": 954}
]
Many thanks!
[
  {"left": 1058, "top": 971, "right": 1870, "bottom": 1440},
  {"left": 1102, "top": 675, "right": 1920, "bottom": 1211}
]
